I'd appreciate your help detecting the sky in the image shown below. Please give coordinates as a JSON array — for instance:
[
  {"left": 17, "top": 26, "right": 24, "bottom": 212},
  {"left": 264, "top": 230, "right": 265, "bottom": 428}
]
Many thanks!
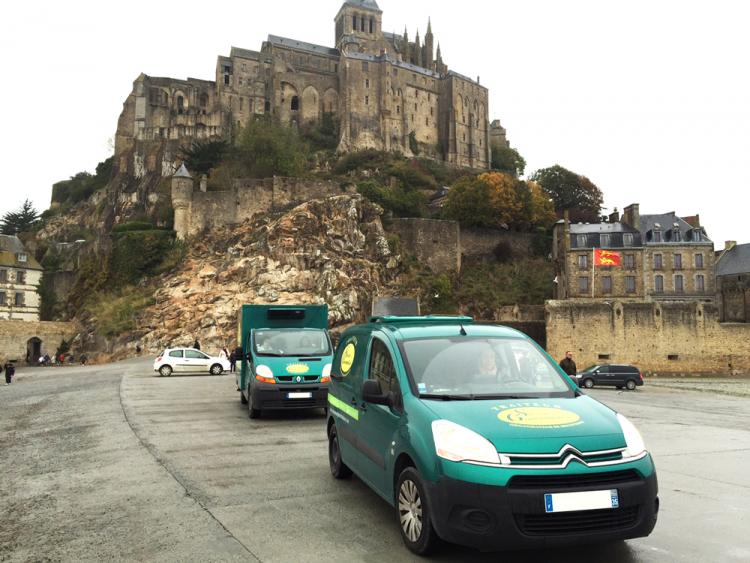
[{"left": 0, "top": 0, "right": 747, "bottom": 247}]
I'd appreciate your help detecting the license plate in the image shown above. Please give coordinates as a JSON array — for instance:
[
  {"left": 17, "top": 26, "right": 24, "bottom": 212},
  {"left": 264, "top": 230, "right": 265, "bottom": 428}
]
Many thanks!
[
  {"left": 287, "top": 392, "right": 313, "bottom": 399},
  {"left": 544, "top": 489, "right": 619, "bottom": 513}
]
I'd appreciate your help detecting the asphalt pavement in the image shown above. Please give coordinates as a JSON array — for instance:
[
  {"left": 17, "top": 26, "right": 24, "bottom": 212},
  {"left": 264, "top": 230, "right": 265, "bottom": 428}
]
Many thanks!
[{"left": 1, "top": 359, "right": 749, "bottom": 562}]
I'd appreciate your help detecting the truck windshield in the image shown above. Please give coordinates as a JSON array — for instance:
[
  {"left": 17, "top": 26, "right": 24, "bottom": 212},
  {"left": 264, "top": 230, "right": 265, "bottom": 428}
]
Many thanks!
[
  {"left": 254, "top": 329, "right": 331, "bottom": 357},
  {"left": 400, "top": 337, "right": 575, "bottom": 399}
]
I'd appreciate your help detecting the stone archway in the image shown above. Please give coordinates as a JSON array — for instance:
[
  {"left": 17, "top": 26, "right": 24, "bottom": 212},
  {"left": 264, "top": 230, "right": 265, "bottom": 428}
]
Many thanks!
[{"left": 27, "top": 337, "right": 42, "bottom": 364}]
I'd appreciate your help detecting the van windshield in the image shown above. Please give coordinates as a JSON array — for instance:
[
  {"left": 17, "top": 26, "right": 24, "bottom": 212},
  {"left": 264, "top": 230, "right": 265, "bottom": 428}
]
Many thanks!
[
  {"left": 254, "top": 329, "right": 331, "bottom": 357},
  {"left": 400, "top": 337, "right": 575, "bottom": 399}
]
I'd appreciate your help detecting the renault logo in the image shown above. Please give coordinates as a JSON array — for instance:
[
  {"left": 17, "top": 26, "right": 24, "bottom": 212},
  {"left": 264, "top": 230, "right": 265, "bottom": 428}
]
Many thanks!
[{"left": 296, "top": 376, "right": 302, "bottom": 383}]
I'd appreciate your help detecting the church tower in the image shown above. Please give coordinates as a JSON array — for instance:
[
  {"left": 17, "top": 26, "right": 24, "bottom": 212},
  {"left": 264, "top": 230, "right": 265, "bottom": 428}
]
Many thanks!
[
  {"left": 424, "top": 18, "right": 434, "bottom": 69},
  {"left": 334, "top": 0, "right": 384, "bottom": 53}
]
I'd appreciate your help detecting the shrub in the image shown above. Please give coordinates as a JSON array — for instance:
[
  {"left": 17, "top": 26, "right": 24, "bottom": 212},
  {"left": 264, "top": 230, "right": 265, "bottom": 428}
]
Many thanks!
[
  {"left": 87, "top": 287, "right": 156, "bottom": 338},
  {"left": 357, "top": 181, "right": 427, "bottom": 217},
  {"left": 110, "top": 230, "right": 175, "bottom": 285},
  {"left": 235, "top": 116, "right": 308, "bottom": 178}
]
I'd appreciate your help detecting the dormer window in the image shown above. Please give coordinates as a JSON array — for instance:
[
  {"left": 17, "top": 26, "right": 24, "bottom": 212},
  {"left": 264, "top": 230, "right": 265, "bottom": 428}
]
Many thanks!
[
  {"left": 653, "top": 230, "right": 662, "bottom": 243},
  {"left": 17, "top": 253, "right": 27, "bottom": 263}
]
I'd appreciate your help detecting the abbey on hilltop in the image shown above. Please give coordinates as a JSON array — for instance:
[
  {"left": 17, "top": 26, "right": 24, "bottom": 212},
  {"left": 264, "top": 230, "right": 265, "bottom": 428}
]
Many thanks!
[{"left": 114, "top": 0, "right": 509, "bottom": 179}]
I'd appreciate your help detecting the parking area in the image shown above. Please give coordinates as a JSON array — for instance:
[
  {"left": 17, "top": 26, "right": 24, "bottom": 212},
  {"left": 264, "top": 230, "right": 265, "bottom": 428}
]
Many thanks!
[{"left": 2, "top": 361, "right": 749, "bottom": 561}]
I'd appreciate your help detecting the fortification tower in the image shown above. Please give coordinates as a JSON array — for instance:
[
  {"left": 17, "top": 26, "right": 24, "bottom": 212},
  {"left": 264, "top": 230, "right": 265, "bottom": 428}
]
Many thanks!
[
  {"left": 171, "top": 164, "right": 194, "bottom": 240},
  {"left": 334, "top": 0, "right": 384, "bottom": 53}
]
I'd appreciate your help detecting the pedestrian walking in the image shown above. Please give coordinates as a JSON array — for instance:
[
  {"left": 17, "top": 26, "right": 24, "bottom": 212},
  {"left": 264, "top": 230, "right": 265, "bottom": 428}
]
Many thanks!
[
  {"left": 193, "top": 339, "right": 201, "bottom": 351},
  {"left": 229, "top": 349, "right": 237, "bottom": 373},
  {"left": 4, "top": 361, "right": 15, "bottom": 385},
  {"left": 559, "top": 351, "right": 577, "bottom": 376}
]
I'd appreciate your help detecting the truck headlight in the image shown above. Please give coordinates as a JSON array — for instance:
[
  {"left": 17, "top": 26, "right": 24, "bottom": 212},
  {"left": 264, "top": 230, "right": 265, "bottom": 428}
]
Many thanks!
[
  {"left": 617, "top": 413, "right": 646, "bottom": 458},
  {"left": 432, "top": 420, "right": 499, "bottom": 465},
  {"left": 321, "top": 363, "right": 332, "bottom": 383},
  {"left": 255, "top": 365, "right": 275, "bottom": 384}
]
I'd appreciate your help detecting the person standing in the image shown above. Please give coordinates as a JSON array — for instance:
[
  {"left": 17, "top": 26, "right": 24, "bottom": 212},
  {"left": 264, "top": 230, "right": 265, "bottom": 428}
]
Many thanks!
[
  {"left": 4, "top": 361, "right": 15, "bottom": 385},
  {"left": 193, "top": 339, "right": 201, "bottom": 351},
  {"left": 219, "top": 347, "right": 229, "bottom": 360},
  {"left": 229, "top": 349, "right": 237, "bottom": 373},
  {"left": 559, "top": 351, "right": 577, "bottom": 376}
]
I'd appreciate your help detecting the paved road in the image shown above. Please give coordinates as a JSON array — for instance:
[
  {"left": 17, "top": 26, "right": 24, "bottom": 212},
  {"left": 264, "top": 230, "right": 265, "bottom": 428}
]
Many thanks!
[{"left": 1, "top": 360, "right": 749, "bottom": 562}]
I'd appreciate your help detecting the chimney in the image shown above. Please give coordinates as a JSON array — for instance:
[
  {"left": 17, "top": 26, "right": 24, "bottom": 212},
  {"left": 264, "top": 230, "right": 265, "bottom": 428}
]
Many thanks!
[
  {"left": 622, "top": 203, "right": 640, "bottom": 231},
  {"left": 608, "top": 207, "right": 620, "bottom": 223},
  {"left": 725, "top": 241, "right": 737, "bottom": 251}
]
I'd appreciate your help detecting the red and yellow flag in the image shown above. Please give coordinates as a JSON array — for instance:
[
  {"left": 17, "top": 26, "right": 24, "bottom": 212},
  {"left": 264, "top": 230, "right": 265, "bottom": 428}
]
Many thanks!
[{"left": 594, "top": 249, "right": 622, "bottom": 267}]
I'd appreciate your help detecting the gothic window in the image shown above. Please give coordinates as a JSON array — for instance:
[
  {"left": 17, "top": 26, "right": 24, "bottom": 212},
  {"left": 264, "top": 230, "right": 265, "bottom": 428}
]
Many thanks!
[
  {"left": 353, "top": 15, "right": 357, "bottom": 30},
  {"left": 265, "top": 100, "right": 271, "bottom": 112},
  {"left": 199, "top": 93, "right": 208, "bottom": 108},
  {"left": 397, "top": 105, "right": 400, "bottom": 114},
  {"left": 291, "top": 96, "right": 299, "bottom": 111},
  {"left": 177, "top": 96, "right": 185, "bottom": 114},
  {"left": 361, "top": 17, "right": 366, "bottom": 31}
]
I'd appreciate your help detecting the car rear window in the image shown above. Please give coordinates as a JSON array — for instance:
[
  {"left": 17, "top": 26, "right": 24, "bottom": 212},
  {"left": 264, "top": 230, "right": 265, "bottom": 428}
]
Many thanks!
[{"left": 168, "top": 350, "right": 183, "bottom": 358}]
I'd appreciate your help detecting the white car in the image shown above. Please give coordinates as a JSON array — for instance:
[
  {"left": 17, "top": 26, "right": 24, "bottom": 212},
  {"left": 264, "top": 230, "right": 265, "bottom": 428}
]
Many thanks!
[{"left": 153, "top": 348, "right": 230, "bottom": 377}]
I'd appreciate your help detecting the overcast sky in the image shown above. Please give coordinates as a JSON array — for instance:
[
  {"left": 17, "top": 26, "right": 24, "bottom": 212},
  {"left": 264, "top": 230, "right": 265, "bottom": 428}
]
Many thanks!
[{"left": 0, "top": 0, "right": 747, "bottom": 246}]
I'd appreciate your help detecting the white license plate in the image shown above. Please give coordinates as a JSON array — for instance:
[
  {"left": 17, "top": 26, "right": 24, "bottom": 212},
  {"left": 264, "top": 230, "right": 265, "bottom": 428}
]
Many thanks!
[
  {"left": 544, "top": 489, "right": 619, "bottom": 513},
  {"left": 287, "top": 392, "right": 313, "bottom": 399}
]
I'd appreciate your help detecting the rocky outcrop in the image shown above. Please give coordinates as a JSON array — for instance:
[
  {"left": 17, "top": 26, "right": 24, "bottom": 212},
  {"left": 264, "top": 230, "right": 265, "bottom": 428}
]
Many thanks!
[{"left": 110, "top": 194, "right": 404, "bottom": 356}]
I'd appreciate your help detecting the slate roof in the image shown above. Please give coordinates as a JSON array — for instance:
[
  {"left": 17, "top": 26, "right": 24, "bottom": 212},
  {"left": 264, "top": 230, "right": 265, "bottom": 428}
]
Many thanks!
[
  {"left": 569, "top": 222, "right": 639, "bottom": 234},
  {"left": 343, "top": 0, "right": 381, "bottom": 12},
  {"left": 267, "top": 35, "right": 339, "bottom": 58},
  {"left": 173, "top": 164, "right": 192, "bottom": 179},
  {"left": 0, "top": 235, "right": 42, "bottom": 270},
  {"left": 640, "top": 213, "right": 711, "bottom": 243},
  {"left": 716, "top": 243, "right": 750, "bottom": 276}
]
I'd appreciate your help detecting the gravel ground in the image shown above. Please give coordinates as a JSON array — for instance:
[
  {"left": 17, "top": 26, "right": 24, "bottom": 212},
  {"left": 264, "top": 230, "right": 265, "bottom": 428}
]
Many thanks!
[{"left": 644, "top": 377, "right": 750, "bottom": 397}]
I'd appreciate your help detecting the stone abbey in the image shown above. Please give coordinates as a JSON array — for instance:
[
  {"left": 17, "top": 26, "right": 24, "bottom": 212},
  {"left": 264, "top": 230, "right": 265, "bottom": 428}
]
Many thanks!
[{"left": 114, "top": 0, "right": 507, "bottom": 179}]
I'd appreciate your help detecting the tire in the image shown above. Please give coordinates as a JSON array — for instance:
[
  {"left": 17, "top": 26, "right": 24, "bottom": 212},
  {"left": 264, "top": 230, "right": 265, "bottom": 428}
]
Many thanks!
[
  {"left": 328, "top": 424, "right": 352, "bottom": 480},
  {"left": 626, "top": 379, "right": 637, "bottom": 391},
  {"left": 616, "top": 386, "right": 623, "bottom": 390},
  {"left": 248, "top": 386, "right": 261, "bottom": 419},
  {"left": 240, "top": 389, "right": 248, "bottom": 405},
  {"left": 583, "top": 378, "right": 594, "bottom": 389},
  {"left": 159, "top": 365, "right": 173, "bottom": 377},
  {"left": 210, "top": 363, "right": 223, "bottom": 376},
  {"left": 396, "top": 467, "right": 439, "bottom": 556}
]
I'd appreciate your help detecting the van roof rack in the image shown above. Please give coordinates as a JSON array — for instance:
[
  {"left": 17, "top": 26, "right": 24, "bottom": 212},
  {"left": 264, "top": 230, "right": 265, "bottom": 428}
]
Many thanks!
[{"left": 369, "top": 315, "right": 474, "bottom": 324}]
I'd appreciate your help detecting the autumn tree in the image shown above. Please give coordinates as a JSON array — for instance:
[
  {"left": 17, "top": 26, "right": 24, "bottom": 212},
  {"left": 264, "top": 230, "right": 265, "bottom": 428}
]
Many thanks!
[{"left": 530, "top": 165, "right": 603, "bottom": 223}]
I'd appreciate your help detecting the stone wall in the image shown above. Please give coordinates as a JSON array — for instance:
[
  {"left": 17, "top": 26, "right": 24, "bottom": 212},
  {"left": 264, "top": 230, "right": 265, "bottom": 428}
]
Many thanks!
[
  {"left": 389, "top": 218, "right": 461, "bottom": 272},
  {"left": 460, "top": 228, "right": 533, "bottom": 260},
  {"left": 546, "top": 300, "right": 750, "bottom": 375},
  {"left": 0, "top": 320, "right": 77, "bottom": 363},
  {"left": 174, "top": 177, "right": 349, "bottom": 239}
]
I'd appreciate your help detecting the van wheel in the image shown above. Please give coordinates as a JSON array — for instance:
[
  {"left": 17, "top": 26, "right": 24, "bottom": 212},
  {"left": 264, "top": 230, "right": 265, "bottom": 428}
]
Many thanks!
[
  {"left": 240, "top": 389, "right": 248, "bottom": 405},
  {"left": 159, "top": 365, "right": 172, "bottom": 377},
  {"left": 396, "top": 467, "right": 439, "bottom": 555},
  {"left": 248, "top": 388, "right": 261, "bottom": 419},
  {"left": 328, "top": 424, "right": 352, "bottom": 480},
  {"left": 583, "top": 378, "right": 594, "bottom": 389},
  {"left": 626, "top": 380, "right": 637, "bottom": 391},
  {"left": 210, "top": 364, "right": 223, "bottom": 376}
]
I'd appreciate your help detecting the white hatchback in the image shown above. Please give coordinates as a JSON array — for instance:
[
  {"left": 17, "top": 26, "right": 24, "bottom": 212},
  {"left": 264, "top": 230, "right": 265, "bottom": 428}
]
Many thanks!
[{"left": 153, "top": 348, "right": 230, "bottom": 377}]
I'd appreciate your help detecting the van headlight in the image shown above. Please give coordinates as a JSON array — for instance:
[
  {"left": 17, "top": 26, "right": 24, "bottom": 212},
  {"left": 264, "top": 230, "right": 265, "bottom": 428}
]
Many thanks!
[
  {"left": 321, "top": 363, "right": 332, "bottom": 383},
  {"left": 255, "top": 365, "right": 275, "bottom": 384},
  {"left": 617, "top": 413, "right": 646, "bottom": 458},
  {"left": 432, "top": 420, "right": 499, "bottom": 465}
]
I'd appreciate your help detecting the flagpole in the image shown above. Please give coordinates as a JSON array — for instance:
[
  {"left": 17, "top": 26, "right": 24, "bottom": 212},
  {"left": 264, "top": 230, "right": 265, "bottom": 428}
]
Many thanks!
[{"left": 592, "top": 248, "right": 595, "bottom": 298}]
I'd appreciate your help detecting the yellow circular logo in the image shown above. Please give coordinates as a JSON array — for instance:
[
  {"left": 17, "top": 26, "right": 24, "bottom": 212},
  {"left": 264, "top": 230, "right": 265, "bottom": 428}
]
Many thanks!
[
  {"left": 497, "top": 407, "right": 581, "bottom": 428},
  {"left": 286, "top": 363, "right": 310, "bottom": 375},
  {"left": 340, "top": 343, "right": 356, "bottom": 375}
]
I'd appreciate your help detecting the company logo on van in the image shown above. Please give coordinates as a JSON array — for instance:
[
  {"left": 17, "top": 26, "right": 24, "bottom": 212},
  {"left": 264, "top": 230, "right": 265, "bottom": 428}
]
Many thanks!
[
  {"left": 340, "top": 340, "right": 357, "bottom": 375},
  {"left": 286, "top": 363, "right": 310, "bottom": 375},
  {"left": 497, "top": 406, "right": 582, "bottom": 428}
]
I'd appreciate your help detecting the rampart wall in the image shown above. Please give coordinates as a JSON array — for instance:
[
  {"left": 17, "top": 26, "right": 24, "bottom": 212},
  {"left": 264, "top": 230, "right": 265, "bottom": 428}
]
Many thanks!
[
  {"left": 546, "top": 300, "right": 750, "bottom": 375},
  {"left": 0, "top": 321, "right": 77, "bottom": 363}
]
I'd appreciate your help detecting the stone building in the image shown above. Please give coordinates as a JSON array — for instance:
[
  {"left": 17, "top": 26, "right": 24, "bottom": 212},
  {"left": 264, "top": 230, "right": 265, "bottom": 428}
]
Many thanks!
[
  {"left": 114, "top": 0, "right": 494, "bottom": 186},
  {"left": 0, "top": 235, "right": 43, "bottom": 322},
  {"left": 552, "top": 204, "right": 715, "bottom": 302},
  {"left": 716, "top": 241, "right": 750, "bottom": 322}
]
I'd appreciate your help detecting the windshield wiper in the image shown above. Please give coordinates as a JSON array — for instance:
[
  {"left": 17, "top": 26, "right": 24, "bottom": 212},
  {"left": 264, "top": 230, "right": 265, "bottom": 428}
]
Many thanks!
[{"left": 419, "top": 394, "right": 476, "bottom": 401}]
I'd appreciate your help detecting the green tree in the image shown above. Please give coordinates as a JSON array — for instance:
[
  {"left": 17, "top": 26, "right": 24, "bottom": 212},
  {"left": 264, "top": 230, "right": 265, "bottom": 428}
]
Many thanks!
[
  {"left": 235, "top": 116, "right": 308, "bottom": 178},
  {"left": 300, "top": 112, "right": 340, "bottom": 151},
  {"left": 491, "top": 145, "right": 526, "bottom": 177},
  {"left": 179, "top": 140, "right": 230, "bottom": 175},
  {"left": 51, "top": 156, "right": 113, "bottom": 206},
  {"left": 531, "top": 165, "right": 603, "bottom": 223},
  {"left": 1, "top": 199, "right": 40, "bottom": 235}
]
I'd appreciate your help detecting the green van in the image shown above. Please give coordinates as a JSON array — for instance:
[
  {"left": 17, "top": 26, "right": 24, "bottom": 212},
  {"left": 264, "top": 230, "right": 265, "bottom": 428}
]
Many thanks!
[
  {"left": 237, "top": 305, "right": 333, "bottom": 418},
  {"left": 326, "top": 316, "right": 658, "bottom": 554}
]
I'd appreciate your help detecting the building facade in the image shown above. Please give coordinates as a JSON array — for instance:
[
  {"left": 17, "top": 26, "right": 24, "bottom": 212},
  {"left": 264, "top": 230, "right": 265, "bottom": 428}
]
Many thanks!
[
  {"left": 552, "top": 204, "right": 715, "bottom": 302},
  {"left": 114, "top": 0, "right": 494, "bottom": 184},
  {"left": 716, "top": 241, "right": 750, "bottom": 323},
  {"left": 0, "top": 235, "right": 43, "bottom": 322}
]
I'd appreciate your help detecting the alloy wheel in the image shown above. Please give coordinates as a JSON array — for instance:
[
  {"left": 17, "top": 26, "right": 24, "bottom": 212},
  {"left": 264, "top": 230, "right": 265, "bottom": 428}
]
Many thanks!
[{"left": 398, "top": 479, "right": 423, "bottom": 542}]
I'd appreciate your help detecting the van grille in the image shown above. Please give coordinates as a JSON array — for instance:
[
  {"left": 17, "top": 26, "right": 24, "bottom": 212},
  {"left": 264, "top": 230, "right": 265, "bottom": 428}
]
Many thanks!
[
  {"left": 516, "top": 506, "right": 639, "bottom": 536},
  {"left": 508, "top": 470, "right": 639, "bottom": 490},
  {"left": 276, "top": 375, "right": 320, "bottom": 384}
]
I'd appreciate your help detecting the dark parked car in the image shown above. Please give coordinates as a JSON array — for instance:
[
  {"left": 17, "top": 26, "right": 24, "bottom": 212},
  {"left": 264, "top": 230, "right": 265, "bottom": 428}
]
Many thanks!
[{"left": 576, "top": 364, "right": 644, "bottom": 391}]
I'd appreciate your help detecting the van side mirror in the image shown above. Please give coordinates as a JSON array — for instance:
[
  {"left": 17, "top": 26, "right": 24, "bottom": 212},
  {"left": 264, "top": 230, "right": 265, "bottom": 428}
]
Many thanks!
[{"left": 363, "top": 379, "right": 390, "bottom": 406}]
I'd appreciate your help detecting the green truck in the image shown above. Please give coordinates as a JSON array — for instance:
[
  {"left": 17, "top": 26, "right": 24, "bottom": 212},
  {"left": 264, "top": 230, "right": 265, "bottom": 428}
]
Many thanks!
[
  {"left": 236, "top": 304, "right": 333, "bottom": 418},
  {"left": 327, "top": 316, "right": 658, "bottom": 554}
]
